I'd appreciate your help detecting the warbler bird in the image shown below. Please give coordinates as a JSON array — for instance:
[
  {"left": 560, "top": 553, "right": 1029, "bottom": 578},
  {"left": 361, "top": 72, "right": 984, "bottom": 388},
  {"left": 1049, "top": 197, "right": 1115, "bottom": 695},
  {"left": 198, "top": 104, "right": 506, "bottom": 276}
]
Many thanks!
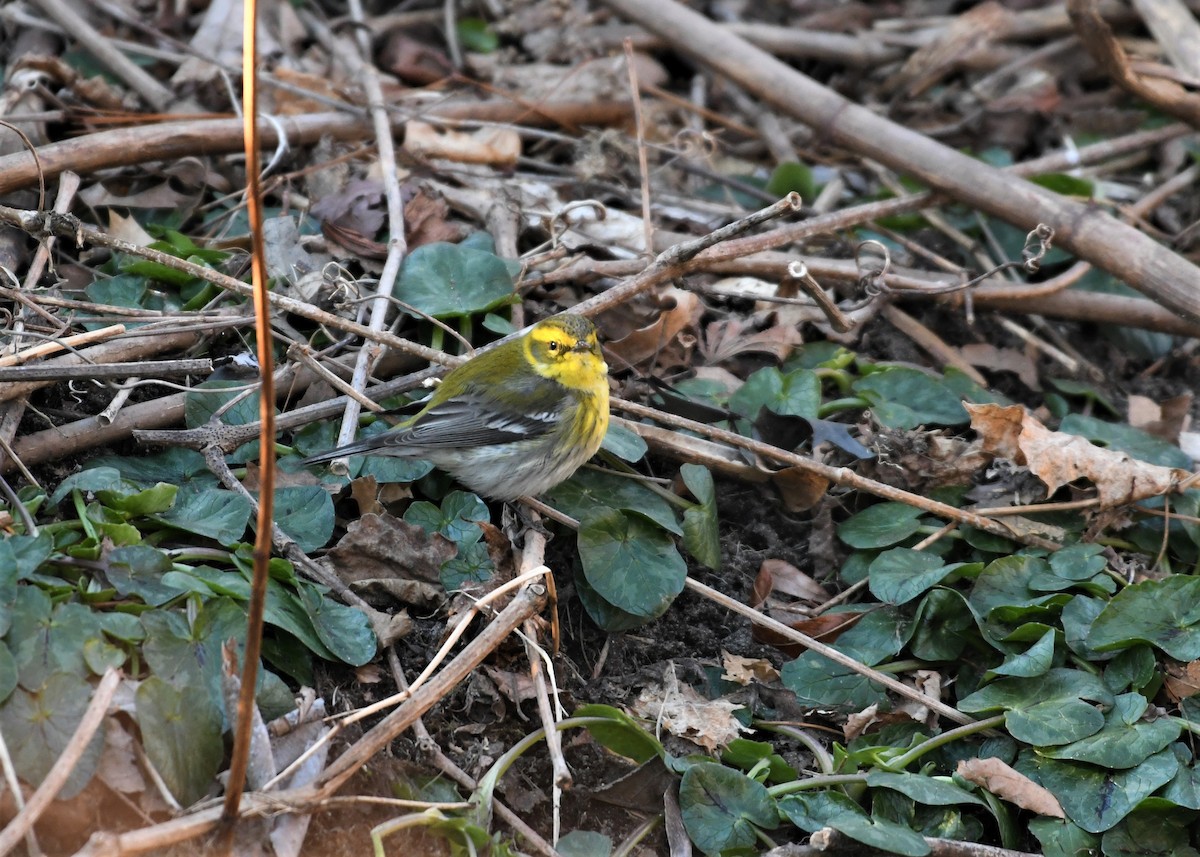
[{"left": 302, "top": 314, "right": 609, "bottom": 500}]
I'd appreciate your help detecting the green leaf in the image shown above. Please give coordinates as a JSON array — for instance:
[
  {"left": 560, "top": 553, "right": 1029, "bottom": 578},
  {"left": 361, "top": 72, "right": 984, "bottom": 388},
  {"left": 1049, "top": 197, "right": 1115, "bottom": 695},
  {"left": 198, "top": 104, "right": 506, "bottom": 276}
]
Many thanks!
[
  {"left": 556, "top": 831, "right": 612, "bottom": 857},
  {"left": 781, "top": 609, "right": 910, "bottom": 710},
  {"left": 395, "top": 241, "right": 515, "bottom": 318},
  {"left": 866, "top": 771, "right": 985, "bottom": 807},
  {"left": 96, "top": 482, "right": 177, "bottom": 515},
  {"left": 778, "top": 792, "right": 930, "bottom": 856},
  {"left": 869, "top": 549, "right": 967, "bottom": 604},
  {"left": 10, "top": 594, "right": 104, "bottom": 689},
  {"left": 271, "top": 485, "right": 335, "bottom": 553},
  {"left": 90, "top": 448, "right": 211, "bottom": 485},
  {"left": 968, "top": 555, "right": 1059, "bottom": 620},
  {"left": 681, "top": 464, "right": 721, "bottom": 571},
  {"left": 1018, "top": 747, "right": 1177, "bottom": 833},
  {"left": 154, "top": 487, "right": 252, "bottom": 545},
  {"left": 577, "top": 508, "right": 686, "bottom": 619},
  {"left": 957, "top": 668, "right": 1112, "bottom": 746},
  {"left": 600, "top": 421, "right": 647, "bottom": 462},
  {"left": 106, "top": 544, "right": 190, "bottom": 606},
  {"left": 575, "top": 571, "right": 666, "bottom": 632},
  {"left": 1030, "top": 173, "right": 1094, "bottom": 197},
  {"left": 297, "top": 582, "right": 377, "bottom": 666},
  {"left": 1059, "top": 414, "right": 1192, "bottom": 469},
  {"left": 136, "top": 676, "right": 223, "bottom": 806},
  {"left": 546, "top": 468, "right": 682, "bottom": 536},
  {"left": 456, "top": 17, "right": 499, "bottom": 52},
  {"left": 838, "top": 502, "right": 923, "bottom": 549},
  {"left": 911, "top": 589, "right": 977, "bottom": 661},
  {"left": 1039, "top": 693, "right": 1179, "bottom": 768},
  {"left": 1163, "top": 744, "right": 1200, "bottom": 809},
  {"left": 0, "top": 673, "right": 105, "bottom": 799},
  {"left": 678, "top": 763, "right": 779, "bottom": 856},
  {"left": 48, "top": 466, "right": 129, "bottom": 506},
  {"left": 575, "top": 703, "right": 663, "bottom": 763},
  {"left": 1028, "top": 818, "right": 1099, "bottom": 857},
  {"left": 1099, "top": 805, "right": 1199, "bottom": 857},
  {"left": 852, "top": 367, "right": 968, "bottom": 429},
  {"left": 1048, "top": 542, "right": 1107, "bottom": 581},
  {"left": 184, "top": 380, "right": 263, "bottom": 428},
  {"left": 729, "top": 367, "right": 820, "bottom": 420},
  {"left": 988, "top": 628, "right": 1056, "bottom": 679},
  {"left": 766, "top": 161, "right": 817, "bottom": 200},
  {"left": 1088, "top": 575, "right": 1200, "bottom": 659},
  {"left": 404, "top": 490, "right": 489, "bottom": 545},
  {"left": 0, "top": 643, "right": 16, "bottom": 706},
  {"left": 721, "top": 738, "right": 797, "bottom": 783}
]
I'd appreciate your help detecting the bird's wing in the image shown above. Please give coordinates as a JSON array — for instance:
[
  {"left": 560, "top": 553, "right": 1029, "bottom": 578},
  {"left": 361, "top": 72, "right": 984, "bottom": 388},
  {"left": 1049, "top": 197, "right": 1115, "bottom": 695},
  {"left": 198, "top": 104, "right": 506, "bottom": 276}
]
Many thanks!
[{"left": 387, "top": 381, "right": 566, "bottom": 450}]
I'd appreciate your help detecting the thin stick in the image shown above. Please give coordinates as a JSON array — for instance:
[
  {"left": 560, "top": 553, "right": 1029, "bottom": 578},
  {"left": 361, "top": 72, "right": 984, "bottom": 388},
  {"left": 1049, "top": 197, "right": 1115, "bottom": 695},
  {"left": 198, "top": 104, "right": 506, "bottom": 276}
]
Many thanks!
[
  {"left": 686, "top": 578, "right": 975, "bottom": 726},
  {"left": 0, "top": 324, "right": 127, "bottom": 367}
]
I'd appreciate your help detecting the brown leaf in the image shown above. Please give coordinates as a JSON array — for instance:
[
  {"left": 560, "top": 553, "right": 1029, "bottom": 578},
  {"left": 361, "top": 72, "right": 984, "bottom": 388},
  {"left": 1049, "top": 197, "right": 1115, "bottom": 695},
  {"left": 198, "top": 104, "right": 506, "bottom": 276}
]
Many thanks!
[
  {"left": 959, "top": 343, "right": 1040, "bottom": 391},
  {"left": 1164, "top": 659, "right": 1200, "bottom": 702},
  {"left": 404, "top": 188, "right": 463, "bottom": 249},
  {"left": 721, "top": 651, "right": 780, "bottom": 686},
  {"left": 957, "top": 757, "right": 1065, "bottom": 818},
  {"left": 966, "top": 402, "right": 1190, "bottom": 507},
  {"left": 325, "top": 513, "right": 455, "bottom": 608},
  {"left": 405, "top": 121, "right": 521, "bottom": 167},
  {"left": 752, "top": 611, "right": 863, "bottom": 658},
  {"left": 629, "top": 666, "right": 749, "bottom": 753},
  {"left": 605, "top": 287, "right": 703, "bottom": 368},
  {"left": 699, "top": 318, "right": 804, "bottom": 365},
  {"left": 772, "top": 466, "right": 830, "bottom": 513},
  {"left": 757, "top": 558, "right": 831, "bottom": 604}
]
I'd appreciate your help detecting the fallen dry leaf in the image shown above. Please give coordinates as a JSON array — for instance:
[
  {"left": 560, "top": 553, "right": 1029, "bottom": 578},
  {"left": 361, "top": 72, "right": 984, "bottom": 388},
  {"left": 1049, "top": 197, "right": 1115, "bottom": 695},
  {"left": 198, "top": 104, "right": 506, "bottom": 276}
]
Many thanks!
[
  {"left": 404, "top": 121, "right": 521, "bottom": 167},
  {"left": 606, "top": 287, "right": 703, "bottom": 368},
  {"left": 957, "top": 757, "right": 1065, "bottom": 819},
  {"left": 966, "top": 402, "right": 1191, "bottom": 507},
  {"left": 630, "top": 666, "right": 749, "bottom": 753},
  {"left": 721, "top": 651, "right": 780, "bottom": 686},
  {"left": 753, "top": 558, "right": 831, "bottom": 605},
  {"left": 1164, "top": 659, "right": 1200, "bottom": 702}
]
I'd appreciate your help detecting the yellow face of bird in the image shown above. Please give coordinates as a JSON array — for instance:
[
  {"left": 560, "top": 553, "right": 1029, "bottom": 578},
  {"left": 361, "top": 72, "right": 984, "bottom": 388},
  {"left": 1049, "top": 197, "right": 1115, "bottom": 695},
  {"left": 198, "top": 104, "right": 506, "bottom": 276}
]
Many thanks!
[{"left": 524, "top": 315, "right": 608, "bottom": 392}]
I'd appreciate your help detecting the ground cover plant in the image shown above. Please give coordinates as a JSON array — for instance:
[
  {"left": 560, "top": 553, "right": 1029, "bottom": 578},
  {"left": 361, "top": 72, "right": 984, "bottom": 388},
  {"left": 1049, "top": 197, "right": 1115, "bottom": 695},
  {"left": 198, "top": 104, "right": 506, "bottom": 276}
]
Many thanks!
[{"left": 3, "top": 0, "right": 1200, "bottom": 855}]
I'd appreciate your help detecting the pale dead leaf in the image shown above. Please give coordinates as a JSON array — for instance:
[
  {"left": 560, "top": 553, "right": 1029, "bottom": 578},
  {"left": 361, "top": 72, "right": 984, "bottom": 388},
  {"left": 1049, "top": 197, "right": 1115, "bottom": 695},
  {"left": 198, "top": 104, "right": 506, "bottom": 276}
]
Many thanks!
[
  {"left": 484, "top": 666, "right": 539, "bottom": 705},
  {"left": 957, "top": 757, "right": 1065, "bottom": 818},
  {"left": 1164, "top": 659, "right": 1200, "bottom": 702},
  {"left": 966, "top": 402, "right": 1190, "bottom": 507},
  {"left": 405, "top": 121, "right": 521, "bottom": 167},
  {"left": 756, "top": 558, "right": 831, "bottom": 604},
  {"left": 1129, "top": 392, "right": 1192, "bottom": 443},
  {"left": 606, "top": 287, "right": 703, "bottom": 367},
  {"left": 700, "top": 317, "right": 804, "bottom": 365},
  {"left": 959, "top": 343, "right": 1040, "bottom": 391},
  {"left": 721, "top": 651, "right": 780, "bottom": 686},
  {"left": 630, "top": 667, "right": 749, "bottom": 752},
  {"left": 105, "top": 211, "right": 155, "bottom": 247},
  {"left": 355, "top": 664, "right": 384, "bottom": 684}
]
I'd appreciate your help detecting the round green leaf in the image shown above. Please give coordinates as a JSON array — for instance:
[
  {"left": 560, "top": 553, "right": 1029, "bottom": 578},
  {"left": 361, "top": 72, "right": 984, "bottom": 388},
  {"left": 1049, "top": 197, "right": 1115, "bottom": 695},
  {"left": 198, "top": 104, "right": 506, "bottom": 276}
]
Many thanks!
[
  {"left": 679, "top": 763, "right": 778, "bottom": 856},
  {"left": 578, "top": 507, "right": 686, "bottom": 618},
  {"left": 852, "top": 367, "right": 968, "bottom": 429},
  {"left": 1040, "top": 693, "right": 1180, "bottom": 768},
  {"left": 838, "top": 502, "right": 923, "bottom": 549},
  {"left": 271, "top": 485, "right": 335, "bottom": 553},
  {"left": 395, "top": 241, "right": 515, "bottom": 318},
  {"left": 868, "top": 548, "right": 961, "bottom": 604},
  {"left": 136, "top": 676, "right": 223, "bottom": 806},
  {"left": 1088, "top": 576, "right": 1200, "bottom": 659},
  {"left": 0, "top": 673, "right": 105, "bottom": 799}
]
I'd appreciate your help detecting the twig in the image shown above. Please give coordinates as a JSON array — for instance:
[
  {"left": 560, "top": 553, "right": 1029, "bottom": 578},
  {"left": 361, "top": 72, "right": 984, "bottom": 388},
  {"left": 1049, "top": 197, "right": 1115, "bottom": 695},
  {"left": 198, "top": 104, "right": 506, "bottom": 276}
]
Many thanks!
[
  {"left": 686, "top": 578, "right": 975, "bottom": 727},
  {"left": 611, "top": 396, "right": 1062, "bottom": 551},
  {"left": 0, "top": 358, "right": 213, "bottom": 383},
  {"left": 0, "top": 323, "right": 126, "bottom": 367}
]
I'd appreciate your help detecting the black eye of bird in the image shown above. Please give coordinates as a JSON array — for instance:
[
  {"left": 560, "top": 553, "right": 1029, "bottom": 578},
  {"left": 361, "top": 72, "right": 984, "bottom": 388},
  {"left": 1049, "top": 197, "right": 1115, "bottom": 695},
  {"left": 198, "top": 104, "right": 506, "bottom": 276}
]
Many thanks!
[{"left": 548, "top": 341, "right": 560, "bottom": 352}]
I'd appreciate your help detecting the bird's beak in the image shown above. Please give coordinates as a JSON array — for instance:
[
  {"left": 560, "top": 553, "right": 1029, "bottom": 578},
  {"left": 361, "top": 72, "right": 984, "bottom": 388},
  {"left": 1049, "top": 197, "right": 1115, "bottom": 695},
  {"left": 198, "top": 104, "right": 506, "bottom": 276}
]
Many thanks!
[{"left": 572, "top": 339, "right": 597, "bottom": 354}]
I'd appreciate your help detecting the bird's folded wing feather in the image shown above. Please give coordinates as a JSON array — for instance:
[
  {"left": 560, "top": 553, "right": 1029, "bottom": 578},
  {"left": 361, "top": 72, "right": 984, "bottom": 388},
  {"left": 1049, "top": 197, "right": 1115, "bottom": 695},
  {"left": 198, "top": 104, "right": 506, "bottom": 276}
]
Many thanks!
[{"left": 390, "top": 383, "right": 565, "bottom": 449}]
